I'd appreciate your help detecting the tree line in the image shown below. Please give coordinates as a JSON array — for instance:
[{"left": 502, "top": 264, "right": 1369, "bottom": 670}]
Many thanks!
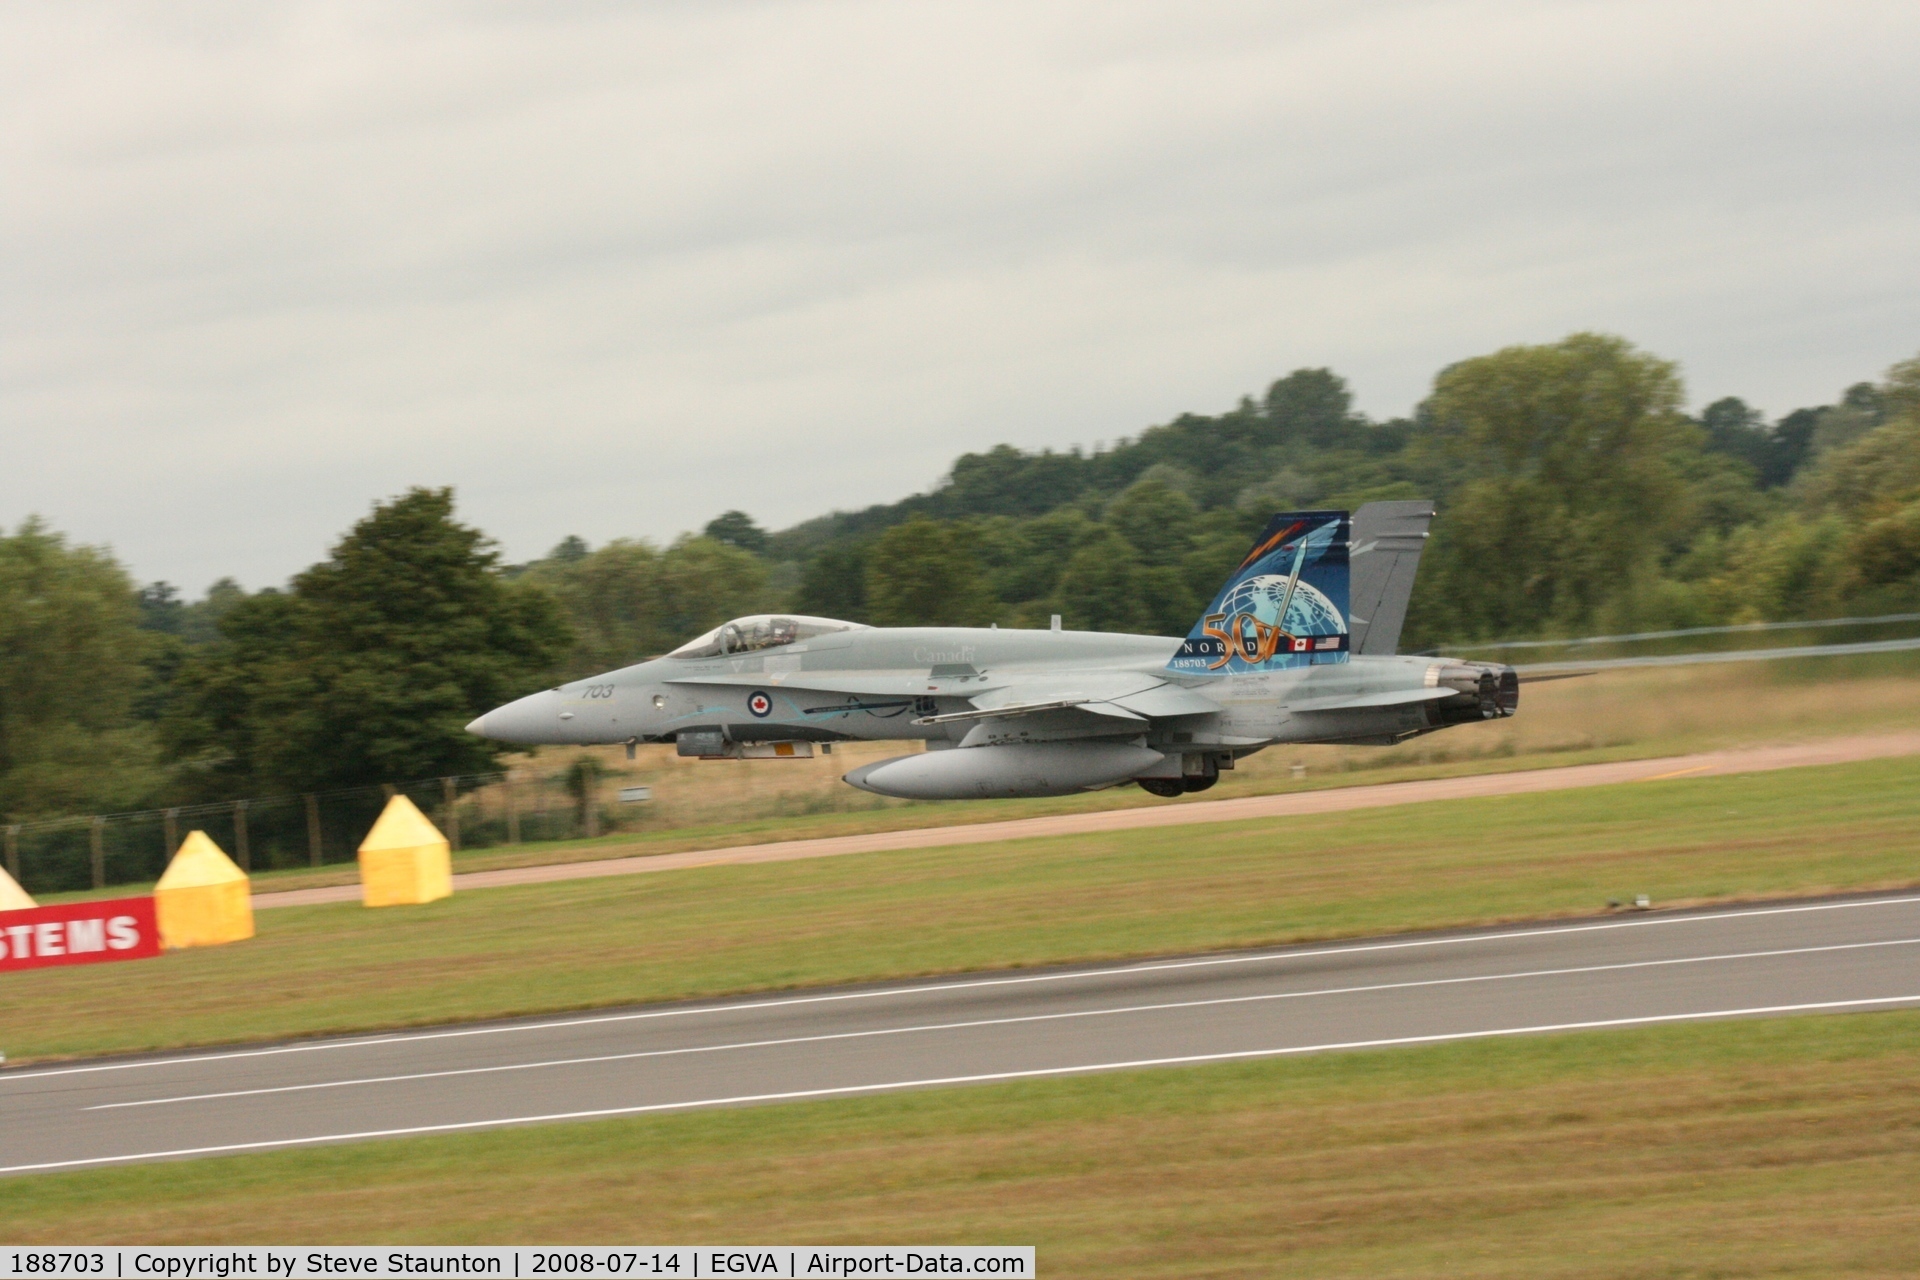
[{"left": 4, "top": 332, "right": 1918, "bottom": 822}]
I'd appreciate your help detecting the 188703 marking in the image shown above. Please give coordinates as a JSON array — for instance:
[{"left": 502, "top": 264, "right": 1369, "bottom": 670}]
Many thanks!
[{"left": 10, "top": 1255, "right": 108, "bottom": 1275}]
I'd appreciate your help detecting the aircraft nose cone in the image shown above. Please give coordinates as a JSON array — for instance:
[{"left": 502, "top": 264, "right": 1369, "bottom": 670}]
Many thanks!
[
  {"left": 464, "top": 714, "right": 489, "bottom": 737},
  {"left": 467, "top": 689, "right": 562, "bottom": 744}
]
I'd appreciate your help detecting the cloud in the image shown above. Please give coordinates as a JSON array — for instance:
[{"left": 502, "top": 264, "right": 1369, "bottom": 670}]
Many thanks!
[{"left": 3, "top": 0, "right": 1918, "bottom": 589}]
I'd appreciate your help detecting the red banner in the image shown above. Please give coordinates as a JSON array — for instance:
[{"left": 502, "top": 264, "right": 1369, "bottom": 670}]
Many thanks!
[{"left": 0, "top": 896, "right": 162, "bottom": 972}]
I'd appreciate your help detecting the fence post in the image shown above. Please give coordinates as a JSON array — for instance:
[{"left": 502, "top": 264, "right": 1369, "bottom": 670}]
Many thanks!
[
  {"left": 164, "top": 808, "right": 180, "bottom": 860},
  {"left": 233, "top": 800, "right": 251, "bottom": 872},
  {"left": 5, "top": 824, "right": 20, "bottom": 885},
  {"left": 504, "top": 772, "right": 521, "bottom": 845},
  {"left": 305, "top": 794, "right": 322, "bottom": 867},
  {"left": 90, "top": 817, "right": 106, "bottom": 890},
  {"left": 442, "top": 776, "right": 460, "bottom": 853}
]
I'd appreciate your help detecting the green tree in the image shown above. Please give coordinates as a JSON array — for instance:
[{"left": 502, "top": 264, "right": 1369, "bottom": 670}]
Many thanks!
[
  {"left": 1800, "top": 414, "right": 1920, "bottom": 519},
  {"left": 1809, "top": 383, "right": 1887, "bottom": 454},
  {"left": 1105, "top": 478, "right": 1199, "bottom": 567},
  {"left": 165, "top": 488, "right": 571, "bottom": 795},
  {"left": 702, "top": 510, "right": 770, "bottom": 555},
  {"left": 0, "top": 520, "right": 161, "bottom": 818},
  {"left": 1697, "top": 397, "right": 1772, "bottom": 478},
  {"left": 1053, "top": 528, "right": 1140, "bottom": 632},
  {"left": 526, "top": 533, "right": 774, "bottom": 667},
  {"left": 980, "top": 508, "right": 1094, "bottom": 606},
  {"left": 653, "top": 535, "right": 771, "bottom": 645},
  {"left": 796, "top": 541, "right": 871, "bottom": 622},
  {"left": 1179, "top": 508, "right": 1263, "bottom": 611},
  {"left": 864, "top": 518, "right": 995, "bottom": 626},
  {"left": 1263, "top": 367, "right": 1359, "bottom": 447},
  {"left": 941, "top": 444, "right": 1092, "bottom": 518},
  {"left": 1849, "top": 501, "right": 1920, "bottom": 596},
  {"left": 1803, "top": 357, "right": 1920, "bottom": 609},
  {"left": 525, "top": 539, "right": 664, "bottom": 677},
  {"left": 1050, "top": 527, "right": 1195, "bottom": 634},
  {"left": 1881, "top": 354, "right": 1920, "bottom": 422},
  {"left": 1410, "top": 333, "right": 1708, "bottom": 640}
]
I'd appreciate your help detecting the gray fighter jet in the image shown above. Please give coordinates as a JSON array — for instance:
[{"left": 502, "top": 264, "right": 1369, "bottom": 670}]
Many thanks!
[{"left": 467, "top": 502, "right": 1518, "bottom": 799}]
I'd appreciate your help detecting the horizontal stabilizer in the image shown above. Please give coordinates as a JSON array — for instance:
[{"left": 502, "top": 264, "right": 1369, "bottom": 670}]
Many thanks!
[
  {"left": 1287, "top": 686, "right": 1457, "bottom": 714},
  {"left": 1108, "top": 683, "right": 1224, "bottom": 718}
]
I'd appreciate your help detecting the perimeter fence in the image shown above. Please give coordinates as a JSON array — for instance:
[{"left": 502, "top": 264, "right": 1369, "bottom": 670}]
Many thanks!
[{"left": 2, "top": 769, "right": 603, "bottom": 897}]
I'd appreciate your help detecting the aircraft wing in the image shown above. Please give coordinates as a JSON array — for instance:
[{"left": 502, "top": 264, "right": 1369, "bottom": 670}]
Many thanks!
[
  {"left": 914, "top": 698, "right": 1143, "bottom": 726},
  {"left": 914, "top": 673, "right": 1222, "bottom": 728}
]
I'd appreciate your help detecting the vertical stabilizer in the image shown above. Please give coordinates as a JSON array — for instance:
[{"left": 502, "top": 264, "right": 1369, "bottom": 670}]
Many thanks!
[
  {"left": 1168, "top": 511, "right": 1350, "bottom": 673},
  {"left": 1348, "top": 500, "right": 1434, "bottom": 656}
]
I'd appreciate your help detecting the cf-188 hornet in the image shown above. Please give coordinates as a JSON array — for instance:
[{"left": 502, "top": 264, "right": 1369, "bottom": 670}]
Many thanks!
[{"left": 468, "top": 502, "right": 1519, "bottom": 800}]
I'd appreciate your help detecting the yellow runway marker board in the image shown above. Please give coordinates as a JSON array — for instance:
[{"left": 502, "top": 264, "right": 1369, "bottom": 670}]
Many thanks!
[
  {"left": 155, "top": 831, "right": 254, "bottom": 948},
  {"left": 358, "top": 794, "right": 452, "bottom": 907},
  {"left": 0, "top": 864, "right": 36, "bottom": 912}
]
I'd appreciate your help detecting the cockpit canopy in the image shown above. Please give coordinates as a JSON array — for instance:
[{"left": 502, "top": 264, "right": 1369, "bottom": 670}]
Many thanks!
[{"left": 666, "top": 615, "right": 866, "bottom": 660}]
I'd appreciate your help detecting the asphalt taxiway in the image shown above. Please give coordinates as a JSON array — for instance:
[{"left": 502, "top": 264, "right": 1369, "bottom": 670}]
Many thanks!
[{"left": 5, "top": 891, "right": 1919, "bottom": 1175}]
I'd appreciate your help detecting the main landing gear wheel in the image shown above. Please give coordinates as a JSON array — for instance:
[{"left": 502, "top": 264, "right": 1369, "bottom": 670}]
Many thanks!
[
  {"left": 1183, "top": 774, "right": 1217, "bottom": 793},
  {"left": 1136, "top": 777, "right": 1185, "bottom": 798}
]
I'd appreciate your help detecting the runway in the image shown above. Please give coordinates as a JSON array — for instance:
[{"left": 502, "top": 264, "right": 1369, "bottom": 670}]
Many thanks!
[{"left": 5, "top": 892, "right": 1919, "bottom": 1176}]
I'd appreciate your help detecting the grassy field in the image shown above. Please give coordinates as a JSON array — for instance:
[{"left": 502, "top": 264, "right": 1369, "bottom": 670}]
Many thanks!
[
  {"left": 4, "top": 755, "right": 1918, "bottom": 1063},
  {"left": 6, "top": 1010, "right": 1918, "bottom": 1277},
  {"left": 47, "top": 648, "right": 1920, "bottom": 903}
]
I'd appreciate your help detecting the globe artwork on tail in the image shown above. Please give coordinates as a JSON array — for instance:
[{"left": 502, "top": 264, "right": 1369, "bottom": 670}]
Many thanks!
[{"left": 1167, "top": 510, "right": 1352, "bottom": 674}]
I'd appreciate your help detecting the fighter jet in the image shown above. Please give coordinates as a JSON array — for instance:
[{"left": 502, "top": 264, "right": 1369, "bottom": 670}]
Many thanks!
[{"left": 467, "top": 502, "right": 1518, "bottom": 800}]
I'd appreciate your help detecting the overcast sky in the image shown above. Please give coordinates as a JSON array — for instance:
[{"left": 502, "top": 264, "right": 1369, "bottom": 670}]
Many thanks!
[{"left": 5, "top": 1, "right": 1918, "bottom": 593}]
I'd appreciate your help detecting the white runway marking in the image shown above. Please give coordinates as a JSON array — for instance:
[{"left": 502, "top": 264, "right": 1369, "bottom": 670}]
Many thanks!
[
  {"left": 86, "top": 936, "right": 1920, "bottom": 1111},
  {"left": 8, "top": 994, "right": 1919, "bottom": 1175},
  {"left": 6, "top": 892, "right": 1918, "bottom": 1086}
]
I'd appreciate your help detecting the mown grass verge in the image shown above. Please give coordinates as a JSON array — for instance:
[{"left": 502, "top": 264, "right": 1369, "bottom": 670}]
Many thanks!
[
  {"left": 5, "top": 1010, "right": 1919, "bottom": 1278},
  {"left": 3, "top": 755, "right": 1917, "bottom": 1064}
]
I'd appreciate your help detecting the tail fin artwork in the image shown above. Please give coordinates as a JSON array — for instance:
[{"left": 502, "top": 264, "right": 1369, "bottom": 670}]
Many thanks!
[
  {"left": 1167, "top": 511, "right": 1350, "bottom": 673},
  {"left": 1347, "top": 499, "right": 1435, "bottom": 656}
]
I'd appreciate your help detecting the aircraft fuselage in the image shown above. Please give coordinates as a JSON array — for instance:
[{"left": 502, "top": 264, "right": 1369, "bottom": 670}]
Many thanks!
[{"left": 468, "top": 624, "right": 1512, "bottom": 760}]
